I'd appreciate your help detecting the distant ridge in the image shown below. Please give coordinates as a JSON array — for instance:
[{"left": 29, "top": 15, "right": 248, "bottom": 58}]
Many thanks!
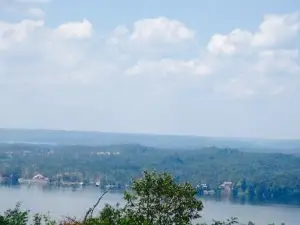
[{"left": 0, "top": 128, "right": 299, "bottom": 153}]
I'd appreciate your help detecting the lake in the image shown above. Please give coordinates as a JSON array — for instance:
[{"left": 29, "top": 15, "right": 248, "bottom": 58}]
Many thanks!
[{"left": 0, "top": 186, "right": 299, "bottom": 225}]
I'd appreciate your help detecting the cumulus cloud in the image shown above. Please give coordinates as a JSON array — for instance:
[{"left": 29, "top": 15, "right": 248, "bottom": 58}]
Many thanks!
[
  {"left": 207, "top": 13, "right": 300, "bottom": 55},
  {"left": 0, "top": 17, "right": 98, "bottom": 89},
  {"left": 107, "top": 17, "right": 196, "bottom": 57},
  {"left": 0, "top": 19, "right": 44, "bottom": 50},
  {"left": 1, "top": 13, "right": 299, "bottom": 97},
  {"left": 54, "top": 19, "right": 93, "bottom": 39},
  {"left": 130, "top": 17, "right": 195, "bottom": 44},
  {"left": 252, "top": 13, "right": 300, "bottom": 47},
  {"left": 207, "top": 29, "right": 253, "bottom": 55},
  {"left": 204, "top": 12, "right": 300, "bottom": 98},
  {"left": 254, "top": 49, "right": 300, "bottom": 75}
]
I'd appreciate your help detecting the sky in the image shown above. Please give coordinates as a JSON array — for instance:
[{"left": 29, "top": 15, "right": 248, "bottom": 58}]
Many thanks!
[{"left": 0, "top": 0, "right": 300, "bottom": 138}]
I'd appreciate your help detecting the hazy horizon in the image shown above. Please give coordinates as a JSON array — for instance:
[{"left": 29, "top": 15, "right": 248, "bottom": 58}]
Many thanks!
[
  {"left": 1, "top": 127, "right": 300, "bottom": 141},
  {"left": 1, "top": 128, "right": 300, "bottom": 153}
]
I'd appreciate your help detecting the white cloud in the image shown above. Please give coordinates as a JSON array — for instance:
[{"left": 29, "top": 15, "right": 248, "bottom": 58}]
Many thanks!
[
  {"left": 130, "top": 17, "right": 195, "bottom": 44},
  {"left": 106, "top": 17, "right": 199, "bottom": 67},
  {"left": 252, "top": 13, "right": 300, "bottom": 47},
  {"left": 207, "top": 12, "right": 300, "bottom": 55},
  {"left": 1, "top": 13, "right": 299, "bottom": 99},
  {"left": 27, "top": 7, "right": 45, "bottom": 18},
  {"left": 205, "top": 12, "right": 300, "bottom": 98},
  {"left": 207, "top": 29, "right": 252, "bottom": 55},
  {"left": 108, "top": 17, "right": 195, "bottom": 53},
  {"left": 54, "top": 19, "right": 93, "bottom": 39},
  {"left": 0, "top": 19, "right": 44, "bottom": 50},
  {"left": 210, "top": 47, "right": 300, "bottom": 97},
  {"left": 0, "top": 18, "right": 97, "bottom": 87},
  {"left": 254, "top": 49, "right": 300, "bottom": 75}
]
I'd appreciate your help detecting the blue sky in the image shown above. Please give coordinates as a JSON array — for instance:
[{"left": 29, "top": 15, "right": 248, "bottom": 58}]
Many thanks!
[{"left": 0, "top": 0, "right": 299, "bottom": 138}]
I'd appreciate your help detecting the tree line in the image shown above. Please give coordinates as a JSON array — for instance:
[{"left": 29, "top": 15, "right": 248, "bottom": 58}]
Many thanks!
[{"left": 1, "top": 143, "right": 300, "bottom": 205}]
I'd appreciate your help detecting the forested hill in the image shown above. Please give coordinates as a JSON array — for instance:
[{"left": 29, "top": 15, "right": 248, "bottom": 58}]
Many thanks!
[
  {"left": 1, "top": 143, "right": 300, "bottom": 205},
  {"left": 0, "top": 128, "right": 300, "bottom": 153}
]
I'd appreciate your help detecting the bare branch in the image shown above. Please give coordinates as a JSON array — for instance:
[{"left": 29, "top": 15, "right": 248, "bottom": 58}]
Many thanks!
[
  {"left": 83, "top": 189, "right": 109, "bottom": 222},
  {"left": 83, "top": 208, "right": 92, "bottom": 223}
]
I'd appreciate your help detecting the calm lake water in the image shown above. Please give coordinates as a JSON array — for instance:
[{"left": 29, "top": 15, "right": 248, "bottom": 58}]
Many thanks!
[{"left": 0, "top": 186, "right": 299, "bottom": 225}]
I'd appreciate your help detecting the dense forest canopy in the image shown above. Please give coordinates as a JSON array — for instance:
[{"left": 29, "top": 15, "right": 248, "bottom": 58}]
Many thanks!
[{"left": 1, "top": 139, "right": 300, "bottom": 205}]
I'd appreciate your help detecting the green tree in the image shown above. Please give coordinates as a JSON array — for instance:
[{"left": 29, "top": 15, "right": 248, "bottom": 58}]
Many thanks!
[
  {"left": 89, "top": 170, "right": 203, "bottom": 225},
  {"left": 1, "top": 203, "right": 29, "bottom": 225},
  {"left": 0, "top": 202, "right": 56, "bottom": 225}
]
